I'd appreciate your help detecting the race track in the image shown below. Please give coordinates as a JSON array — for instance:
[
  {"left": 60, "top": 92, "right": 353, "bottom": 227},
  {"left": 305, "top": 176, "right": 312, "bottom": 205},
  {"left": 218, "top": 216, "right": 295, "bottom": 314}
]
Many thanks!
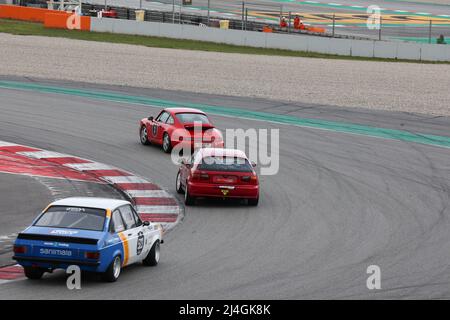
[{"left": 0, "top": 79, "right": 449, "bottom": 299}]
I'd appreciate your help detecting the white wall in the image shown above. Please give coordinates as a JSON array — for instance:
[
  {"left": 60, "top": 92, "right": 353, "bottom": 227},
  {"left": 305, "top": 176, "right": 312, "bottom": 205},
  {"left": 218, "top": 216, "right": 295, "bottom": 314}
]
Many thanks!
[{"left": 90, "top": 18, "right": 450, "bottom": 62}]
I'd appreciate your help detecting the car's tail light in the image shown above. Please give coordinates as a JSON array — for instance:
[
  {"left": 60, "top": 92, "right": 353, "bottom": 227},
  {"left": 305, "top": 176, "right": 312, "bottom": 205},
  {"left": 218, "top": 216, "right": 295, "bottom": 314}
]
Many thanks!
[
  {"left": 242, "top": 174, "right": 258, "bottom": 184},
  {"left": 85, "top": 251, "right": 100, "bottom": 260},
  {"left": 192, "top": 172, "right": 209, "bottom": 181},
  {"left": 13, "top": 245, "right": 26, "bottom": 254}
]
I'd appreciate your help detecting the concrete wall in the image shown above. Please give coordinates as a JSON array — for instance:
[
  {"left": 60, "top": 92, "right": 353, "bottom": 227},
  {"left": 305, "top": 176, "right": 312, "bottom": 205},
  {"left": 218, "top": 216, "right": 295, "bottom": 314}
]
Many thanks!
[{"left": 90, "top": 18, "right": 450, "bottom": 62}]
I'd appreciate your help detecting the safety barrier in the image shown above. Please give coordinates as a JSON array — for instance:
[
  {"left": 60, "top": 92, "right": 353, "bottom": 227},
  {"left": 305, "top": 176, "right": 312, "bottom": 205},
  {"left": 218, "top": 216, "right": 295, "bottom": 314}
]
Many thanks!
[
  {"left": 44, "top": 11, "right": 91, "bottom": 30},
  {"left": 0, "top": 4, "right": 51, "bottom": 22},
  {"left": 90, "top": 18, "right": 450, "bottom": 62}
]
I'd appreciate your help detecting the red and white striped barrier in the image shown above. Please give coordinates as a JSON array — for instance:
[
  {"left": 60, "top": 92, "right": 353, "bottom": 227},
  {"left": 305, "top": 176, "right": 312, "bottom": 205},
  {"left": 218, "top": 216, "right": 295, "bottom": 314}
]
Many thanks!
[{"left": 0, "top": 140, "right": 182, "bottom": 229}]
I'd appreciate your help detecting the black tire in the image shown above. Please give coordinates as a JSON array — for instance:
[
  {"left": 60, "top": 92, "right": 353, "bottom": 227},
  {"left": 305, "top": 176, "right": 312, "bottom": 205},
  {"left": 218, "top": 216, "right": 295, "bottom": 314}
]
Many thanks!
[
  {"left": 140, "top": 126, "right": 150, "bottom": 145},
  {"left": 184, "top": 184, "right": 195, "bottom": 206},
  {"left": 162, "top": 132, "right": 172, "bottom": 153},
  {"left": 248, "top": 197, "right": 259, "bottom": 206},
  {"left": 176, "top": 171, "right": 184, "bottom": 194},
  {"left": 143, "top": 240, "right": 160, "bottom": 266},
  {"left": 102, "top": 255, "right": 121, "bottom": 282},
  {"left": 24, "top": 266, "right": 44, "bottom": 280}
]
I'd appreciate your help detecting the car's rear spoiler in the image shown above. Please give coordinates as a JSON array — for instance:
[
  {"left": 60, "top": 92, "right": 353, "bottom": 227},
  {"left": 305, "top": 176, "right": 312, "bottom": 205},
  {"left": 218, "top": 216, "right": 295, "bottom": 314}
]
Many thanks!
[{"left": 17, "top": 233, "right": 99, "bottom": 245}]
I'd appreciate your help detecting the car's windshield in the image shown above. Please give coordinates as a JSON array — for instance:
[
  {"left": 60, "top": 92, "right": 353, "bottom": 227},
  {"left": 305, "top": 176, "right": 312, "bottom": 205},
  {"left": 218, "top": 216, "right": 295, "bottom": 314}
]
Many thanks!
[
  {"left": 34, "top": 206, "right": 106, "bottom": 231},
  {"left": 176, "top": 113, "right": 210, "bottom": 124},
  {"left": 197, "top": 156, "right": 253, "bottom": 172}
]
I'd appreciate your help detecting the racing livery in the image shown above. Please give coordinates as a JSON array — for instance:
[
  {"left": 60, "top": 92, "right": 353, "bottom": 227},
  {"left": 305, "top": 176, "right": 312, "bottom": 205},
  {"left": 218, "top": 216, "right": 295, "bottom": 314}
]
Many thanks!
[
  {"left": 13, "top": 197, "right": 162, "bottom": 282},
  {"left": 176, "top": 148, "right": 260, "bottom": 206},
  {"left": 139, "top": 107, "right": 224, "bottom": 153}
]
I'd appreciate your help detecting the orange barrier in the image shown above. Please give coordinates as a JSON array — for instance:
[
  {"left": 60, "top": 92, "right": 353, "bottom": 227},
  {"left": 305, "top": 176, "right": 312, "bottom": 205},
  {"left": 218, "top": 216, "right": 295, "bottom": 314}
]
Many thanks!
[
  {"left": 44, "top": 12, "right": 91, "bottom": 31},
  {"left": 307, "top": 26, "right": 326, "bottom": 33},
  {"left": 0, "top": 5, "right": 90, "bottom": 31},
  {"left": 0, "top": 4, "right": 56, "bottom": 22}
]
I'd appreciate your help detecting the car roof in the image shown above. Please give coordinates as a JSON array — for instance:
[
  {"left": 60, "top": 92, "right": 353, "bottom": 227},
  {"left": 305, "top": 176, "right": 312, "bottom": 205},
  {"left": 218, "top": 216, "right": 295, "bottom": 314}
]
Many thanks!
[
  {"left": 164, "top": 107, "right": 205, "bottom": 114},
  {"left": 48, "top": 197, "right": 130, "bottom": 211},
  {"left": 196, "top": 148, "right": 248, "bottom": 159}
]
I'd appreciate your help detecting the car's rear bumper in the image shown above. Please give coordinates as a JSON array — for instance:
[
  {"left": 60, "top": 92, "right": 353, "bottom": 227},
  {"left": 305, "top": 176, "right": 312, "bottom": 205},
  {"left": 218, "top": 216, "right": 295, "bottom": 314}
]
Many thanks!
[
  {"left": 188, "top": 182, "right": 259, "bottom": 199},
  {"left": 14, "top": 255, "right": 101, "bottom": 272}
]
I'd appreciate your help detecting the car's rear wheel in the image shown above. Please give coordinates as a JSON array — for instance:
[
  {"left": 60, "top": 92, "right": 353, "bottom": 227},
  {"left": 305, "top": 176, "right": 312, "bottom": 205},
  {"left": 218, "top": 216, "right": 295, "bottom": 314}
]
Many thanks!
[
  {"left": 140, "top": 126, "right": 150, "bottom": 145},
  {"left": 24, "top": 266, "right": 44, "bottom": 280},
  {"left": 162, "top": 132, "right": 172, "bottom": 153},
  {"left": 184, "top": 184, "right": 195, "bottom": 206},
  {"left": 102, "top": 255, "right": 121, "bottom": 282},
  {"left": 176, "top": 171, "right": 184, "bottom": 194},
  {"left": 248, "top": 197, "right": 259, "bottom": 206},
  {"left": 143, "top": 240, "right": 160, "bottom": 266}
]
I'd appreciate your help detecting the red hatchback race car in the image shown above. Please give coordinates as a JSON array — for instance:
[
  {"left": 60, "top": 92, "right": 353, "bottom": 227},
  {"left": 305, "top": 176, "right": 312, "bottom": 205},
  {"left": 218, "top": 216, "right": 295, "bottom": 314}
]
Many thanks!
[
  {"left": 140, "top": 108, "right": 224, "bottom": 153},
  {"left": 176, "top": 148, "right": 259, "bottom": 206}
]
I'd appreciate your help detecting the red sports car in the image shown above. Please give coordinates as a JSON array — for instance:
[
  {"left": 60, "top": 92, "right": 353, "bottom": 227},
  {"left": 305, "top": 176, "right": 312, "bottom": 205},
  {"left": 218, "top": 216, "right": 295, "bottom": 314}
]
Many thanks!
[
  {"left": 176, "top": 148, "right": 259, "bottom": 206},
  {"left": 140, "top": 108, "right": 224, "bottom": 153}
]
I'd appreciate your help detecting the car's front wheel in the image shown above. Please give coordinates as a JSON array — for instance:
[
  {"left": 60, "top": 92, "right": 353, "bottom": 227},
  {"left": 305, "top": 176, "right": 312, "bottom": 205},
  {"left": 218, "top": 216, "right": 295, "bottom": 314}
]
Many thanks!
[
  {"left": 102, "top": 255, "right": 121, "bottom": 282},
  {"left": 24, "top": 266, "right": 44, "bottom": 280},
  {"left": 140, "top": 126, "right": 150, "bottom": 145},
  {"left": 143, "top": 240, "right": 160, "bottom": 266}
]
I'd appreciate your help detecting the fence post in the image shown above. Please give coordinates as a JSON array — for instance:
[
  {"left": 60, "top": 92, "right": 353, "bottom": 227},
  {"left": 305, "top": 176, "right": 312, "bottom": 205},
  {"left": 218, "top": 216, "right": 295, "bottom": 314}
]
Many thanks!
[
  {"left": 207, "top": 0, "right": 210, "bottom": 25},
  {"left": 172, "top": 0, "right": 175, "bottom": 23},
  {"left": 242, "top": 2, "right": 245, "bottom": 30},
  {"left": 245, "top": 8, "right": 248, "bottom": 30},
  {"left": 428, "top": 20, "right": 432, "bottom": 44},
  {"left": 332, "top": 13, "right": 335, "bottom": 37},
  {"left": 179, "top": 0, "right": 182, "bottom": 24},
  {"left": 288, "top": 11, "right": 291, "bottom": 34},
  {"left": 379, "top": 16, "right": 382, "bottom": 40}
]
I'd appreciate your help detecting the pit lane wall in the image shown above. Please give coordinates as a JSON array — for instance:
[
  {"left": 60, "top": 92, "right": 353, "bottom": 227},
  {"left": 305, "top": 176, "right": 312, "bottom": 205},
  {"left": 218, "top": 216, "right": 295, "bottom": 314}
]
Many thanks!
[{"left": 1, "top": 4, "right": 449, "bottom": 61}]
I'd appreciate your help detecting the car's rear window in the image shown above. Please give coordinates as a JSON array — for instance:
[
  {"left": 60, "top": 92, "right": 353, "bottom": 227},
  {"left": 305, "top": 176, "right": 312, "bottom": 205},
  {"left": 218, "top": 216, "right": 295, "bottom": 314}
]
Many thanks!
[
  {"left": 176, "top": 113, "right": 210, "bottom": 124},
  {"left": 34, "top": 206, "right": 106, "bottom": 231},
  {"left": 197, "top": 156, "right": 253, "bottom": 172}
]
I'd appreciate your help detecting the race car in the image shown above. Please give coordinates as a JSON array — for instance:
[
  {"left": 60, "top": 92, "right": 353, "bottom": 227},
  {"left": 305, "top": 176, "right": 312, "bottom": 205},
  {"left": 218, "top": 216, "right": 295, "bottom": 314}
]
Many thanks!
[
  {"left": 176, "top": 148, "right": 259, "bottom": 206},
  {"left": 13, "top": 197, "right": 162, "bottom": 282},
  {"left": 139, "top": 107, "right": 224, "bottom": 153}
]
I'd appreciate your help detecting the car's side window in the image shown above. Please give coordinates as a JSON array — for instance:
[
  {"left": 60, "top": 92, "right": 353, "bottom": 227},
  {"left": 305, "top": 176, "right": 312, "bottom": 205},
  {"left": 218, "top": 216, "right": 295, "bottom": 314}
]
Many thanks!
[
  {"left": 110, "top": 210, "right": 125, "bottom": 233},
  {"left": 158, "top": 112, "right": 169, "bottom": 123},
  {"left": 119, "top": 205, "right": 137, "bottom": 230},
  {"left": 166, "top": 115, "right": 174, "bottom": 125},
  {"left": 131, "top": 207, "right": 143, "bottom": 227}
]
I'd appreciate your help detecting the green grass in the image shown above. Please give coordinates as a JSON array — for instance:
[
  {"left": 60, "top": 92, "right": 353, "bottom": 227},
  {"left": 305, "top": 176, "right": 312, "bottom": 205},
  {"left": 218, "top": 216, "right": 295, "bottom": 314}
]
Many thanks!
[{"left": 0, "top": 18, "right": 448, "bottom": 64}]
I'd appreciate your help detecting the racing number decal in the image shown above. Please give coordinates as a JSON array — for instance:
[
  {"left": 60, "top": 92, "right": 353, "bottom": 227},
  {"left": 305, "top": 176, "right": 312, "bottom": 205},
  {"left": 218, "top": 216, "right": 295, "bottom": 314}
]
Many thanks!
[{"left": 136, "top": 231, "right": 144, "bottom": 255}]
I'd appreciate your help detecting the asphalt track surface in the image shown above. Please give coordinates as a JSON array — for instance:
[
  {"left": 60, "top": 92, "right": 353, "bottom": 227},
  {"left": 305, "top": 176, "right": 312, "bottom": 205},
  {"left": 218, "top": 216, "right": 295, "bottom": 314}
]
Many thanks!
[{"left": 0, "top": 79, "right": 450, "bottom": 299}]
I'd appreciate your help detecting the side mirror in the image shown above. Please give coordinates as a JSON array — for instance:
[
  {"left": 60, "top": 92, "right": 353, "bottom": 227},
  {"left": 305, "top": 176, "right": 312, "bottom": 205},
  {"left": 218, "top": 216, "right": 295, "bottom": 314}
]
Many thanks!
[
  {"left": 251, "top": 161, "right": 257, "bottom": 167},
  {"left": 143, "top": 220, "right": 150, "bottom": 226},
  {"left": 148, "top": 116, "right": 154, "bottom": 121}
]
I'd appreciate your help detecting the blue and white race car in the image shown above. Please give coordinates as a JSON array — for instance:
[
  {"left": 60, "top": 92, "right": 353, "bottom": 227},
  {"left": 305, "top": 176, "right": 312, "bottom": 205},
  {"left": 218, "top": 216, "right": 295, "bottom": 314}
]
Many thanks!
[{"left": 13, "top": 197, "right": 162, "bottom": 282}]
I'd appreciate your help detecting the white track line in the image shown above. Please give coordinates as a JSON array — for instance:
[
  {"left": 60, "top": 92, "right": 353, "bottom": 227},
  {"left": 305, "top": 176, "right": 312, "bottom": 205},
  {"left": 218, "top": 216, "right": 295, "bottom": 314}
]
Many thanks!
[
  {"left": 136, "top": 206, "right": 180, "bottom": 214},
  {"left": 125, "top": 190, "right": 171, "bottom": 198},
  {"left": 17, "top": 151, "right": 71, "bottom": 159},
  {"left": 64, "top": 162, "right": 115, "bottom": 171}
]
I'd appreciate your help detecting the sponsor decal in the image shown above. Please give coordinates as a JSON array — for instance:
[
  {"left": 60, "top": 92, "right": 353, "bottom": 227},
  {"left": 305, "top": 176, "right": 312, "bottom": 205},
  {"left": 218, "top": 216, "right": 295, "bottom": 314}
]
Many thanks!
[
  {"left": 50, "top": 230, "right": 79, "bottom": 235},
  {"left": 40, "top": 248, "right": 72, "bottom": 256},
  {"left": 136, "top": 231, "right": 145, "bottom": 255}
]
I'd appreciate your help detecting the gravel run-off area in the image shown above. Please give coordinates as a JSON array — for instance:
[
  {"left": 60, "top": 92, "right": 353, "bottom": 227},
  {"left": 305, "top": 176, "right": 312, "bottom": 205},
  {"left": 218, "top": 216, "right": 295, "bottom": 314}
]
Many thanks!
[{"left": 1, "top": 33, "right": 450, "bottom": 116}]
